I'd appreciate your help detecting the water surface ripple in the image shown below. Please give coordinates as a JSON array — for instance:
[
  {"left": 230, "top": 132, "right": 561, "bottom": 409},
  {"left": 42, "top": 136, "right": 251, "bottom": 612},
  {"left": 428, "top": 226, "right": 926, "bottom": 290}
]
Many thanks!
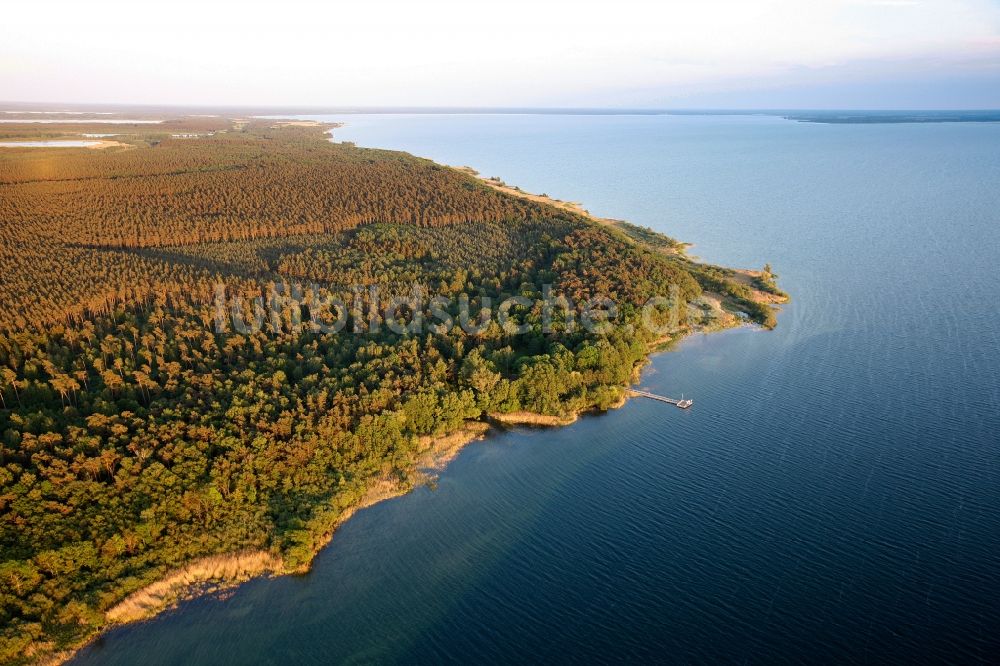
[{"left": 74, "top": 114, "right": 1000, "bottom": 665}]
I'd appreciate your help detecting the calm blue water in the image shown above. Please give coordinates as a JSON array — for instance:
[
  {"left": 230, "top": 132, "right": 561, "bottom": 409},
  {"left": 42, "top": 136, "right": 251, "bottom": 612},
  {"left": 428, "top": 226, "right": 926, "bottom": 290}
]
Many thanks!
[{"left": 75, "top": 115, "right": 1000, "bottom": 664}]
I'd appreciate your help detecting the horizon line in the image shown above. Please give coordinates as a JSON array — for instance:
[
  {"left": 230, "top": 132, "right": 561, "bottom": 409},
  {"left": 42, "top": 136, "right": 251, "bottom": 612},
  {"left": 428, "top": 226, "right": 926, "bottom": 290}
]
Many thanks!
[{"left": 2, "top": 101, "right": 1000, "bottom": 115}]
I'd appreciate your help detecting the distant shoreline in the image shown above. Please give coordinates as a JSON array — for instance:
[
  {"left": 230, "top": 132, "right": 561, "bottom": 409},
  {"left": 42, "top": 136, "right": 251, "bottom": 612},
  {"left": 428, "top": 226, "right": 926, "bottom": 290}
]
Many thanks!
[
  {"left": 5, "top": 103, "right": 999, "bottom": 125},
  {"left": 276, "top": 109, "right": 1000, "bottom": 124}
]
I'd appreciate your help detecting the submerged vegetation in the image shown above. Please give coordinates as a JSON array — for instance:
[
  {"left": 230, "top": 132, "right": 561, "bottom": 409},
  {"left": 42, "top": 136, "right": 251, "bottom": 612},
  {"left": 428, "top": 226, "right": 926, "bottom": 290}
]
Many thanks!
[{"left": 0, "top": 116, "right": 783, "bottom": 663}]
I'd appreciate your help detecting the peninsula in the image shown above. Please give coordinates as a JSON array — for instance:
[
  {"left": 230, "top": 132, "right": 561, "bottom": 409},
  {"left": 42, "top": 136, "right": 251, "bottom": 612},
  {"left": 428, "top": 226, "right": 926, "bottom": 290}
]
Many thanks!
[{"left": 0, "top": 113, "right": 785, "bottom": 664}]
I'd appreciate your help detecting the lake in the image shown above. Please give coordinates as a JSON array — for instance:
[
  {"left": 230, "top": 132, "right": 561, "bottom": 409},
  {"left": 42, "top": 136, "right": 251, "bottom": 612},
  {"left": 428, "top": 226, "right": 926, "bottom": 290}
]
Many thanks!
[
  {"left": 73, "top": 113, "right": 1000, "bottom": 664},
  {"left": 0, "top": 140, "right": 103, "bottom": 148},
  {"left": 0, "top": 119, "right": 161, "bottom": 124}
]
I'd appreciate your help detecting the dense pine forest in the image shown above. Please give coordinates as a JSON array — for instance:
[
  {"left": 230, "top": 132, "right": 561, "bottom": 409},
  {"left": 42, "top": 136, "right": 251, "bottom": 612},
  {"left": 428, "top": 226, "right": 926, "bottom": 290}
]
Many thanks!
[{"left": 0, "top": 116, "right": 783, "bottom": 663}]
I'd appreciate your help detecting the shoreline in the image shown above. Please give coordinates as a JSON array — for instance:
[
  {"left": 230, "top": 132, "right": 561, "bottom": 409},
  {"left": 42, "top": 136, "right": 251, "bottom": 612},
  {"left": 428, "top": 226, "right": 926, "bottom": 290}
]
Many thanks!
[
  {"left": 51, "top": 422, "right": 493, "bottom": 665},
  {"left": 43, "top": 126, "right": 784, "bottom": 666},
  {"left": 453, "top": 166, "right": 693, "bottom": 256},
  {"left": 55, "top": 316, "right": 762, "bottom": 665}
]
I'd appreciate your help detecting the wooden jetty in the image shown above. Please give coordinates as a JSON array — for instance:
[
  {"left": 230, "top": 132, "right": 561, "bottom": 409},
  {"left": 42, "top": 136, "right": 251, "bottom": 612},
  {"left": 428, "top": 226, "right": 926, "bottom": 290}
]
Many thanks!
[{"left": 628, "top": 389, "right": 693, "bottom": 409}]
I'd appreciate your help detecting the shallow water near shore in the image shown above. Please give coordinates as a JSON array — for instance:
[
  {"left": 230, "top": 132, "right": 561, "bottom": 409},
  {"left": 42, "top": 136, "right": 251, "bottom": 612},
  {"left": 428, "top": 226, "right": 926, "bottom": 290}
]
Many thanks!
[{"left": 73, "top": 114, "right": 1000, "bottom": 664}]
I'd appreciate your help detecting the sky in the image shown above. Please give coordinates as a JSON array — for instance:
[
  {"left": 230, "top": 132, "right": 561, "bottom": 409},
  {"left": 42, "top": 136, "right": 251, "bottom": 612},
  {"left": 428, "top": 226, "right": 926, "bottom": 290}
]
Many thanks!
[{"left": 2, "top": 0, "right": 999, "bottom": 109}]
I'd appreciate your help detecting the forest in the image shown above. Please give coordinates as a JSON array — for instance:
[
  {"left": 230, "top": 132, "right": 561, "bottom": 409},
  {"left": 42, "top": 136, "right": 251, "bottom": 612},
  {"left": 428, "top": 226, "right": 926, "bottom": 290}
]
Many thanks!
[{"left": 0, "top": 117, "right": 783, "bottom": 663}]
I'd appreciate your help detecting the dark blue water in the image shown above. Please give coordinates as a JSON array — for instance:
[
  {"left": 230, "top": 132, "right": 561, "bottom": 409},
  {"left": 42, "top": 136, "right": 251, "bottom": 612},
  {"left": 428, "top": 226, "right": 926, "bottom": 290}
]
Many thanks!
[{"left": 75, "top": 115, "right": 1000, "bottom": 664}]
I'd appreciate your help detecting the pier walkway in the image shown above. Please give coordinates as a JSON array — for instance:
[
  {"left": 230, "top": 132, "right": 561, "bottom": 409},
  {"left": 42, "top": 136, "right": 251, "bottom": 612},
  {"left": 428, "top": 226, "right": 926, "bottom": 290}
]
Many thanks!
[{"left": 627, "top": 389, "right": 693, "bottom": 409}]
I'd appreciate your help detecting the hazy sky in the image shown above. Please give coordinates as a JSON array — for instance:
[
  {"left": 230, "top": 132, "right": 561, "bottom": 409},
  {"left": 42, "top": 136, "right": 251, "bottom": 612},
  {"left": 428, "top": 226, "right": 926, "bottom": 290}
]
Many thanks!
[{"left": 3, "top": 0, "right": 999, "bottom": 108}]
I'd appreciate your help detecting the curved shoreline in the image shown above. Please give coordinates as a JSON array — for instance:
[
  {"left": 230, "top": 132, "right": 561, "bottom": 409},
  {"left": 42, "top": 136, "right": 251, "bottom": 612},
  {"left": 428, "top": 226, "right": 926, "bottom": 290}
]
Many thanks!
[
  {"left": 52, "top": 423, "right": 492, "bottom": 665},
  {"left": 55, "top": 316, "right": 771, "bottom": 665},
  {"left": 41, "top": 128, "right": 785, "bottom": 665}
]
